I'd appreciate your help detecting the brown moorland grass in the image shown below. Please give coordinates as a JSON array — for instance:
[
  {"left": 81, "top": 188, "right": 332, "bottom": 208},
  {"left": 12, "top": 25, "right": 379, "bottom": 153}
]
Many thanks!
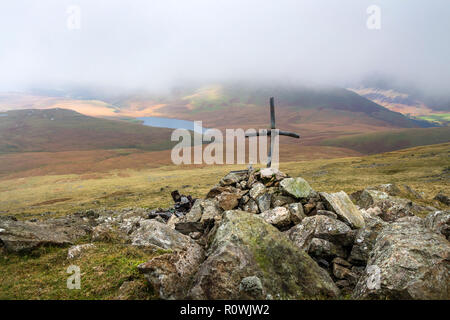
[{"left": 1, "top": 143, "right": 448, "bottom": 220}]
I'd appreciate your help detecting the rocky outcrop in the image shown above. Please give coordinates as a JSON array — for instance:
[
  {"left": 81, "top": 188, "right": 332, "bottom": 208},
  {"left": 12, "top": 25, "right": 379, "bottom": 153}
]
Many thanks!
[
  {"left": 188, "top": 210, "right": 340, "bottom": 299},
  {"left": 131, "top": 219, "right": 194, "bottom": 250},
  {"left": 0, "top": 214, "right": 94, "bottom": 253},
  {"left": 138, "top": 240, "right": 205, "bottom": 299},
  {"left": 424, "top": 210, "right": 450, "bottom": 240},
  {"left": 351, "top": 185, "right": 438, "bottom": 222},
  {"left": 353, "top": 217, "right": 450, "bottom": 299},
  {"left": 434, "top": 193, "right": 450, "bottom": 206}
]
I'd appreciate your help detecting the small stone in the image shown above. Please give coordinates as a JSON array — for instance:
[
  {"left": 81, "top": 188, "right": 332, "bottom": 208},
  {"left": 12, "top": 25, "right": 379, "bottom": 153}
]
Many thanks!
[
  {"left": 219, "top": 171, "right": 247, "bottom": 186},
  {"left": 256, "top": 193, "right": 271, "bottom": 213},
  {"left": 271, "top": 194, "right": 296, "bottom": 207},
  {"left": 332, "top": 257, "right": 352, "bottom": 268},
  {"left": 217, "top": 192, "right": 240, "bottom": 211},
  {"left": 249, "top": 183, "right": 266, "bottom": 199},
  {"left": 287, "top": 203, "right": 306, "bottom": 224},
  {"left": 304, "top": 203, "right": 316, "bottom": 215},
  {"left": 67, "top": 243, "right": 95, "bottom": 260},
  {"left": 242, "top": 198, "right": 259, "bottom": 214}
]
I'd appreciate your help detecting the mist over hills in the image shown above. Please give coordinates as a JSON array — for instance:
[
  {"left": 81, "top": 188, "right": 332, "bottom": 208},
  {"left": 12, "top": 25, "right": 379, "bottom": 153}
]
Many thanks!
[{"left": 0, "top": 83, "right": 445, "bottom": 159}]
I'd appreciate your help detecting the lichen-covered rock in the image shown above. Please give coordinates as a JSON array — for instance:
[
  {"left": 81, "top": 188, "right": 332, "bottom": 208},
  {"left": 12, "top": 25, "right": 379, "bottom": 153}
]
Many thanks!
[
  {"left": 260, "top": 167, "right": 279, "bottom": 179},
  {"left": 0, "top": 215, "right": 94, "bottom": 253},
  {"left": 138, "top": 239, "right": 205, "bottom": 299},
  {"left": 249, "top": 183, "right": 266, "bottom": 199},
  {"left": 188, "top": 210, "right": 340, "bottom": 299},
  {"left": 424, "top": 210, "right": 450, "bottom": 240},
  {"left": 219, "top": 171, "right": 247, "bottom": 186},
  {"left": 206, "top": 185, "right": 240, "bottom": 199},
  {"left": 242, "top": 198, "right": 259, "bottom": 214},
  {"left": 256, "top": 193, "right": 271, "bottom": 213},
  {"left": 217, "top": 192, "right": 241, "bottom": 211},
  {"left": 353, "top": 217, "right": 450, "bottom": 300},
  {"left": 348, "top": 217, "right": 386, "bottom": 265},
  {"left": 175, "top": 199, "right": 223, "bottom": 234},
  {"left": 131, "top": 220, "right": 193, "bottom": 250},
  {"left": 353, "top": 189, "right": 435, "bottom": 222},
  {"left": 308, "top": 238, "right": 347, "bottom": 260},
  {"left": 280, "top": 177, "right": 313, "bottom": 199},
  {"left": 239, "top": 276, "right": 265, "bottom": 299},
  {"left": 199, "top": 199, "right": 223, "bottom": 224},
  {"left": 260, "top": 207, "right": 291, "bottom": 230},
  {"left": 287, "top": 203, "right": 306, "bottom": 224},
  {"left": 271, "top": 193, "right": 296, "bottom": 207},
  {"left": 320, "top": 191, "right": 365, "bottom": 229},
  {"left": 288, "top": 215, "right": 355, "bottom": 252}
]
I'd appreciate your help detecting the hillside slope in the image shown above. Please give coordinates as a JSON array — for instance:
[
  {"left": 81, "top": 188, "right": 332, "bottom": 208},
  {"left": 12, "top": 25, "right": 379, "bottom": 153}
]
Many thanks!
[
  {"left": 113, "top": 84, "right": 434, "bottom": 129},
  {"left": 0, "top": 109, "right": 175, "bottom": 153},
  {"left": 321, "top": 127, "right": 450, "bottom": 154}
]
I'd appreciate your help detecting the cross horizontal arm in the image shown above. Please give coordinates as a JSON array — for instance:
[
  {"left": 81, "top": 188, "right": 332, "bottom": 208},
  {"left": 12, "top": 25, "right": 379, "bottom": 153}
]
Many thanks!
[{"left": 245, "top": 130, "right": 300, "bottom": 139}]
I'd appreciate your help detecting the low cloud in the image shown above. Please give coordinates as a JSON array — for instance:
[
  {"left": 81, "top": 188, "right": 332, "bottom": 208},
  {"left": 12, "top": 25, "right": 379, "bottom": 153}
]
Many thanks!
[{"left": 0, "top": 0, "right": 449, "bottom": 98}]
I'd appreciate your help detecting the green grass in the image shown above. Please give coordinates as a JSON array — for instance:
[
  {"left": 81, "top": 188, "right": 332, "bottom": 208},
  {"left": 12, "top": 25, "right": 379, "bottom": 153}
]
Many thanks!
[{"left": 0, "top": 243, "right": 156, "bottom": 299}]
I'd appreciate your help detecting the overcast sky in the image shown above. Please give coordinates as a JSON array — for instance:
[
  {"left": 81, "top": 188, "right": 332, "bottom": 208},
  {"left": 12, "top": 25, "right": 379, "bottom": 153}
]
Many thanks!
[{"left": 0, "top": 0, "right": 449, "bottom": 96}]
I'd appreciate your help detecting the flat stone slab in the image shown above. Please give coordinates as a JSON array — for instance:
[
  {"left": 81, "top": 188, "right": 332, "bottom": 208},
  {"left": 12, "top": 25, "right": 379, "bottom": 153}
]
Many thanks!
[{"left": 320, "top": 191, "right": 365, "bottom": 229}]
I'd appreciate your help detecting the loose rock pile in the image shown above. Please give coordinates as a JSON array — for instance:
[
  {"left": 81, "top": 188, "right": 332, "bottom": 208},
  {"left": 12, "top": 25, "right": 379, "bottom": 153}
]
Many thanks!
[{"left": 1, "top": 167, "right": 449, "bottom": 300}]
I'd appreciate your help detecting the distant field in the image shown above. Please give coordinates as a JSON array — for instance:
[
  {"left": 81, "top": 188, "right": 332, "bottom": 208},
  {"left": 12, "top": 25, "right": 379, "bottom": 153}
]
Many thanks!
[
  {"left": 1, "top": 143, "right": 448, "bottom": 220},
  {"left": 321, "top": 127, "right": 450, "bottom": 154}
]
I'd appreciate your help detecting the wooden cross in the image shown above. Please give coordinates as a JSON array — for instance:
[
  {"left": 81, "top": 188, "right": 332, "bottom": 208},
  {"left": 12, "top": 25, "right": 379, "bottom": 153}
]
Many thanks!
[{"left": 245, "top": 97, "right": 300, "bottom": 168}]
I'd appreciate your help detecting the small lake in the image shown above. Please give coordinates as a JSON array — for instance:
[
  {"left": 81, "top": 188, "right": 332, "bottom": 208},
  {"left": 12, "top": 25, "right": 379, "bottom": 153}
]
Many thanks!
[{"left": 138, "top": 117, "right": 206, "bottom": 133}]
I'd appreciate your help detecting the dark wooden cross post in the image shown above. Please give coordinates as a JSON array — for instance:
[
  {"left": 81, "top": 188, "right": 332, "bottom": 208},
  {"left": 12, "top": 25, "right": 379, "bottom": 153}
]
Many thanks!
[{"left": 246, "top": 97, "right": 300, "bottom": 168}]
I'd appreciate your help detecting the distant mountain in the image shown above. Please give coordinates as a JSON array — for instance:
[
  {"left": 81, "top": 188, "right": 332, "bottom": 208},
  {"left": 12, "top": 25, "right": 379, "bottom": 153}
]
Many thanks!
[
  {"left": 0, "top": 109, "right": 175, "bottom": 154},
  {"left": 108, "top": 84, "right": 436, "bottom": 130}
]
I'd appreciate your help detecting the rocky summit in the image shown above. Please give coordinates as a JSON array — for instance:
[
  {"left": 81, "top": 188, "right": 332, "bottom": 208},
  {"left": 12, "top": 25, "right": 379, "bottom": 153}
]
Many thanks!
[{"left": 1, "top": 167, "right": 449, "bottom": 300}]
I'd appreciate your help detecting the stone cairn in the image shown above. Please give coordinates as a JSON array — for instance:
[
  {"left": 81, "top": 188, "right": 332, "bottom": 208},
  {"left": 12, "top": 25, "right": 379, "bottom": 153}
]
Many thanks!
[
  {"left": 143, "top": 166, "right": 449, "bottom": 298},
  {"left": 148, "top": 167, "right": 373, "bottom": 294}
]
